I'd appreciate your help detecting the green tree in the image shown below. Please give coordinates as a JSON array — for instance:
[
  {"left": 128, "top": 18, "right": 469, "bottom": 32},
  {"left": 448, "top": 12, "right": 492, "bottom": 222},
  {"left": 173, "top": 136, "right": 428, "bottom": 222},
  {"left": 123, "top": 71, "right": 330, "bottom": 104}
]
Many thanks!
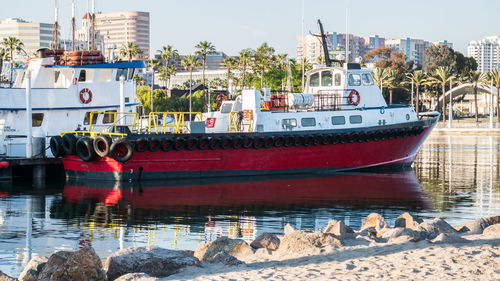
[
  {"left": 133, "top": 74, "right": 145, "bottom": 86},
  {"left": 372, "top": 67, "right": 388, "bottom": 92},
  {"left": 238, "top": 48, "right": 254, "bottom": 89},
  {"left": 2, "top": 37, "right": 24, "bottom": 85},
  {"left": 181, "top": 55, "right": 201, "bottom": 118},
  {"left": 157, "top": 45, "right": 179, "bottom": 68},
  {"left": 428, "top": 66, "right": 455, "bottom": 121},
  {"left": 424, "top": 45, "right": 456, "bottom": 73},
  {"left": 386, "top": 69, "right": 403, "bottom": 104},
  {"left": 467, "top": 71, "right": 487, "bottom": 122},
  {"left": 221, "top": 57, "right": 238, "bottom": 93},
  {"left": 195, "top": 41, "right": 216, "bottom": 108},
  {"left": 120, "top": 42, "right": 142, "bottom": 61},
  {"left": 0, "top": 48, "right": 8, "bottom": 81},
  {"left": 488, "top": 68, "right": 500, "bottom": 122},
  {"left": 407, "top": 70, "right": 427, "bottom": 114},
  {"left": 147, "top": 58, "right": 162, "bottom": 112},
  {"left": 276, "top": 53, "right": 288, "bottom": 90},
  {"left": 253, "top": 43, "right": 275, "bottom": 89}
]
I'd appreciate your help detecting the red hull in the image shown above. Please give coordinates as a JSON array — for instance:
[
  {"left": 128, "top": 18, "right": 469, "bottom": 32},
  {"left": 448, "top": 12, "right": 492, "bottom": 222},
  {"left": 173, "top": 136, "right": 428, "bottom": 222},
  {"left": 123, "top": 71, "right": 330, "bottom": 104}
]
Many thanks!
[{"left": 63, "top": 122, "right": 436, "bottom": 181}]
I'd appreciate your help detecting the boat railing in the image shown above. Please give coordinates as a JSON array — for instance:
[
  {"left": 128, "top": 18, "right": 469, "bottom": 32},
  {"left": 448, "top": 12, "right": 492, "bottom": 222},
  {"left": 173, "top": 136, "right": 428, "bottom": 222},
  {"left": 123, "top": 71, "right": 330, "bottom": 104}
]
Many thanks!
[
  {"left": 229, "top": 110, "right": 253, "bottom": 132},
  {"left": 261, "top": 89, "right": 358, "bottom": 112},
  {"left": 61, "top": 112, "right": 139, "bottom": 138},
  {"left": 148, "top": 112, "right": 203, "bottom": 134}
]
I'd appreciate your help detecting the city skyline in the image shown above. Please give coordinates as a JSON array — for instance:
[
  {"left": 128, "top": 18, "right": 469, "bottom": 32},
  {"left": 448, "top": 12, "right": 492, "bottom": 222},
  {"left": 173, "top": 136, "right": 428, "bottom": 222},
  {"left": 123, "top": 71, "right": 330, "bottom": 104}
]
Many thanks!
[{"left": 0, "top": 0, "right": 498, "bottom": 57}]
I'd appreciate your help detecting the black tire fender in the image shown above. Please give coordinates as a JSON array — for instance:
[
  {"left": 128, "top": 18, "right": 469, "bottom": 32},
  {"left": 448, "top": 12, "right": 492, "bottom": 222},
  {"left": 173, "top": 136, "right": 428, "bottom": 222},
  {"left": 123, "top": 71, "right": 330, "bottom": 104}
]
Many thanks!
[
  {"left": 50, "top": 136, "right": 65, "bottom": 157},
  {"left": 93, "top": 135, "right": 112, "bottom": 158},
  {"left": 160, "top": 138, "right": 173, "bottom": 152},
  {"left": 76, "top": 137, "right": 98, "bottom": 162},
  {"left": 135, "top": 138, "right": 148, "bottom": 152},
  {"left": 62, "top": 133, "right": 77, "bottom": 155},
  {"left": 148, "top": 137, "right": 161, "bottom": 152},
  {"left": 110, "top": 139, "right": 134, "bottom": 162}
]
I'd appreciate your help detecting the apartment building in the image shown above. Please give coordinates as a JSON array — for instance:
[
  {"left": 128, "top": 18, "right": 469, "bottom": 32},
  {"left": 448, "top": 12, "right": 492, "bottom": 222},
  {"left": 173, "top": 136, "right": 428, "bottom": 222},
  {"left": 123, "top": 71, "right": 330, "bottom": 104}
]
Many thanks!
[
  {"left": 385, "top": 38, "right": 431, "bottom": 68},
  {"left": 0, "top": 18, "right": 54, "bottom": 60},
  {"left": 467, "top": 36, "right": 500, "bottom": 73}
]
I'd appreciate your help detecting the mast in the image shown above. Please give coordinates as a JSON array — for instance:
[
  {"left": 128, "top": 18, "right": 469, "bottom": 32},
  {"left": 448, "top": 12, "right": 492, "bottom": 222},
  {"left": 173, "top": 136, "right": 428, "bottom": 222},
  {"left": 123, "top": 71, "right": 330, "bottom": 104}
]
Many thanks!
[
  {"left": 53, "top": 0, "right": 59, "bottom": 49},
  {"left": 317, "top": 19, "right": 332, "bottom": 67},
  {"left": 91, "top": 0, "right": 95, "bottom": 50},
  {"left": 72, "top": 0, "right": 75, "bottom": 51},
  {"left": 345, "top": 1, "right": 349, "bottom": 65}
]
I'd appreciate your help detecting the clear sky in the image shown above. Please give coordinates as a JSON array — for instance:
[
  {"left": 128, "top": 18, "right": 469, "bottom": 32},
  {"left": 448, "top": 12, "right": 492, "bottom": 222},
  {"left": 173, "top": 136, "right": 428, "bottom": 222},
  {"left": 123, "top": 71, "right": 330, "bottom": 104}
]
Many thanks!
[{"left": 1, "top": 0, "right": 498, "bottom": 57}]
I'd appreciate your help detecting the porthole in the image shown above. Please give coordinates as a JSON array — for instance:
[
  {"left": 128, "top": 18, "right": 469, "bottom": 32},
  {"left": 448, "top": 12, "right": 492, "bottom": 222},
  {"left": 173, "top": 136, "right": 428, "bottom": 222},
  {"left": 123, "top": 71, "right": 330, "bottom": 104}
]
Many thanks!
[{"left": 406, "top": 114, "right": 410, "bottom": 120}]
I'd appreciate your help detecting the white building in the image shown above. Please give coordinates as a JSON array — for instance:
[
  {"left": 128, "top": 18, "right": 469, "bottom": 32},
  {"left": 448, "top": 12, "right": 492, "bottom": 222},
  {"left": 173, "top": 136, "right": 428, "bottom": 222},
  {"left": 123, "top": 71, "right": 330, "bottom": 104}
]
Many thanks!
[
  {"left": 0, "top": 18, "right": 54, "bottom": 60},
  {"left": 385, "top": 38, "right": 430, "bottom": 68},
  {"left": 467, "top": 36, "right": 500, "bottom": 73},
  {"left": 75, "top": 13, "right": 105, "bottom": 51}
]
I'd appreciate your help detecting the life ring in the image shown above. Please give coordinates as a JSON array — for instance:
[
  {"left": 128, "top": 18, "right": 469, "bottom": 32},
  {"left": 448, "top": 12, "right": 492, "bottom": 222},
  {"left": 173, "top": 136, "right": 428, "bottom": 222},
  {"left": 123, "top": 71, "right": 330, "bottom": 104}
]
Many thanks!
[
  {"left": 62, "top": 134, "right": 77, "bottom": 155},
  {"left": 50, "top": 136, "right": 65, "bottom": 157},
  {"left": 79, "top": 88, "right": 93, "bottom": 104},
  {"left": 93, "top": 135, "right": 112, "bottom": 158},
  {"left": 216, "top": 94, "right": 227, "bottom": 107},
  {"left": 76, "top": 137, "right": 98, "bottom": 162},
  {"left": 347, "top": 90, "right": 360, "bottom": 106},
  {"left": 110, "top": 139, "right": 134, "bottom": 162}
]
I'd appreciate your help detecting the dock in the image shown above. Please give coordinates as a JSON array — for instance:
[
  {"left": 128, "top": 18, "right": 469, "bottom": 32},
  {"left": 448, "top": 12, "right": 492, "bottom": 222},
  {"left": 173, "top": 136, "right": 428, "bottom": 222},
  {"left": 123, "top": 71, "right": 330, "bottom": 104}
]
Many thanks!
[{"left": 0, "top": 157, "right": 63, "bottom": 180}]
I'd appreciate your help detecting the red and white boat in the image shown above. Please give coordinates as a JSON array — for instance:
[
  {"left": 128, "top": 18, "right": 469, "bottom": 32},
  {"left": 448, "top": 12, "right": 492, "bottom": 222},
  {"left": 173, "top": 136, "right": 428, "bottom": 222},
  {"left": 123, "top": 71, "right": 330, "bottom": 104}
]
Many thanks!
[{"left": 53, "top": 61, "right": 439, "bottom": 181}]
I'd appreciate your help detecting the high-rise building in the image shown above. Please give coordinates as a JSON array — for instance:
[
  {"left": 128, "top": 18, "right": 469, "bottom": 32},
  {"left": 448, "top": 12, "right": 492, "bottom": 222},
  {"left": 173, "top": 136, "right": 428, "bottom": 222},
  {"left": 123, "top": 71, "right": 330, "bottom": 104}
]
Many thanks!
[
  {"left": 0, "top": 18, "right": 54, "bottom": 61},
  {"left": 385, "top": 38, "right": 430, "bottom": 68},
  {"left": 94, "top": 11, "right": 150, "bottom": 60},
  {"left": 467, "top": 36, "right": 500, "bottom": 73}
]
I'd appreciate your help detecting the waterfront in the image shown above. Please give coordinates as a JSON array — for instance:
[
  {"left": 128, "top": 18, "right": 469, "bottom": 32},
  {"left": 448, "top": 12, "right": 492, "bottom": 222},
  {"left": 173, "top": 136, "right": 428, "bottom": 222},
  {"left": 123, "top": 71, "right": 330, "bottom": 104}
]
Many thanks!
[{"left": 0, "top": 135, "right": 499, "bottom": 277}]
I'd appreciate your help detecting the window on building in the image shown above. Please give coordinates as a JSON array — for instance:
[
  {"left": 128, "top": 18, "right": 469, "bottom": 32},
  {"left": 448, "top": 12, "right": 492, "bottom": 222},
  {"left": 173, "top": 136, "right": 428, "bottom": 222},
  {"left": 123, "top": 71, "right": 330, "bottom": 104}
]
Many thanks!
[
  {"left": 331, "top": 116, "right": 346, "bottom": 125},
  {"left": 84, "top": 112, "right": 99, "bottom": 125},
  {"left": 301, "top": 117, "right": 316, "bottom": 127},
  {"left": 335, "top": 73, "right": 342, "bottom": 86},
  {"left": 309, "top": 73, "right": 319, "bottom": 87},
  {"left": 321, "top": 71, "right": 332, "bottom": 86},
  {"left": 349, "top": 115, "right": 362, "bottom": 124},
  {"left": 362, "top": 73, "right": 374, "bottom": 86},
  {"left": 103, "top": 110, "right": 117, "bottom": 124},
  {"left": 32, "top": 113, "right": 44, "bottom": 127}
]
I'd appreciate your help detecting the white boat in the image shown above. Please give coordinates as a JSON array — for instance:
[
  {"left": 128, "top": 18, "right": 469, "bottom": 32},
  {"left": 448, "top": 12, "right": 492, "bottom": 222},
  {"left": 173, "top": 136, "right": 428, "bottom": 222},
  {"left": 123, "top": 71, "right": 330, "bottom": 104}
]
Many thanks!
[{"left": 0, "top": 49, "right": 145, "bottom": 157}]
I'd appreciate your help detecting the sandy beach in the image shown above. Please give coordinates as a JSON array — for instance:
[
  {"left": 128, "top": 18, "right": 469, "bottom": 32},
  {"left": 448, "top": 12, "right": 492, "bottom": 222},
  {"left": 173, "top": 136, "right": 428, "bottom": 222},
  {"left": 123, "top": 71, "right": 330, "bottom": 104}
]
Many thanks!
[{"left": 164, "top": 232, "right": 500, "bottom": 280}]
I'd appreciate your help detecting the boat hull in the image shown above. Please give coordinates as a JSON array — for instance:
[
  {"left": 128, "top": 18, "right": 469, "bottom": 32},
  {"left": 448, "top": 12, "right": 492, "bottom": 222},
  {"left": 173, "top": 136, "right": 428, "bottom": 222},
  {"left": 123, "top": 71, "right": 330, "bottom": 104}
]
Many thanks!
[{"left": 62, "top": 117, "right": 437, "bottom": 181}]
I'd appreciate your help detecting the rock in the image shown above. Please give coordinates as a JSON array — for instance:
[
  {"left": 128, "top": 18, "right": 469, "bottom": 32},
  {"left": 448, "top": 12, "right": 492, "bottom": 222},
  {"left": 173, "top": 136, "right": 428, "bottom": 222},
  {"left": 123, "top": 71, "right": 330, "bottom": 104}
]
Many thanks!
[
  {"left": 208, "top": 252, "right": 244, "bottom": 266},
  {"left": 284, "top": 224, "right": 295, "bottom": 235},
  {"left": 394, "top": 212, "right": 423, "bottom": 229},
  {"left": 361, "top": 213, "right": 389, "bottom": 232},
  {"left": 105, "top": 247, "right": 200, "bottom": 281},
  {"left": 38, "top": 247, "right": 105, "bottom": 281},
  {"left": 388, "top": 235, "right": 414, "bottom": 244},
  {"left": 194, "top": 237, "right": 254, "bottom": 262},
  {"left": 278, "top": 230, "right": 342, "bottom": 254},
  {"left": 310, "top": 232, "right": 343, "bottom": 247},
  {"left": 115, "top": 273, "right": 158, "bottom": 281},
  {"left": 18, "top": 255, "right": 48, "bottom": 281},
  {"left": 323, "top": 220, "right": 353, "bottom": 240},
  {"left": 250, "top": 233, "right": 280, "bottom": 250},
  {"left": 455, "top": 216, "right": 500, "bottom": 234},
  {"left": 482, "top": 215, "right": 500, "bottom": 227},
  {"left": 417, "top": 218, "right": 458, "bottom": 235},
  {"left": 0, "top": 270, "right": 16, "bottom": 281},
  {"left": 431, "top": 233, "right": 469, "bottom": 244},
  {"left": 357, "top": 227, "right": 377, "bottom": 238},
  {"left": 483, "top": 224, "right": 500, "bottom": 235}
]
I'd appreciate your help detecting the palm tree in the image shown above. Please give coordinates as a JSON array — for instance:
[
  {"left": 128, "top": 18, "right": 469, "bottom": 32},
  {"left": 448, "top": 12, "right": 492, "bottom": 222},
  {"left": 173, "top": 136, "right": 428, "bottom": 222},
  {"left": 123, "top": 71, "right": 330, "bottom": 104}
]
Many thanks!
[
  {"left": 0, "top": 48, "right": 8, "bottom": 81},
  {"left": 119, "top": 42, "right": 142, "bottom": 61},
  {"left": 407, "top": 70, "right": 427, "bottom": 114},
  {"left": 147, "top": 58, "right": 162, "bottom": 112},
  {"left": 157, "top": 45, "right": 179, "bottom": 68},
  {"left": 221, "top": 57, "right": 237, "bottom": 93},
  {"left": 134, "top": 74, "right": 146, "bottom": 86},
  {"left": 195, "top": 41, "right": 216, "bottom": 108},
  {"left": 372, "top": 67, "right": 388, "bottom": 93},
  {"left": 238, "top": 48, "right": 254, "bottom": 89},
  {"left": 428, "top": 66, "right": 454, "bottom": 122},
  {"left": 181, "top": 55, "right": 201, "bottom": 119},
  {"left": 254, "top": 43, "right": 275, "bottom": 90},
  {"left": 489, "top": 68, "right": 500, "bottom": 122},
  {"left": 2, "top": 37, "right": 24, "bottom": 85},
  {"left": 385, "top": 69, "right": 401, "bottom": 104},
  {"left": 276, "top": 54, "right": 288, "bottom": 90},
  {"left": 466, "top": 71, "right": 487, "bottom": 122}
]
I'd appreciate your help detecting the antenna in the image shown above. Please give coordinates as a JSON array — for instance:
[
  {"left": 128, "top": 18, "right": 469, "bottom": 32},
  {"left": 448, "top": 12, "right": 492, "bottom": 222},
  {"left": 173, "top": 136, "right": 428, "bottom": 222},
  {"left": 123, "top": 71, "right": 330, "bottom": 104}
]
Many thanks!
[
  {"left": 91, "top": 0, "right": 95, "bottom": 50},
  {"left": 54, "top": 0, "right": 59, "bottom": 49},
  {"left": 72, "top": 0, "right": 75, "bottom": 51},
  {"left": 317, "top": 19, "right": 332, "bottom": 67},
  {"left": 345, "top": 0, "right": 349, "bottom": 65}
]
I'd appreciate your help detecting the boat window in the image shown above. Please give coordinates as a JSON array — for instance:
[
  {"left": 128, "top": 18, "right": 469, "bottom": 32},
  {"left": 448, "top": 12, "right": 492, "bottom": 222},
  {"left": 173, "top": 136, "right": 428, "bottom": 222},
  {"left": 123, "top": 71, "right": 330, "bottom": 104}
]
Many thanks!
[
  {"left": 220, "top": 103, "right": 232, "bottom": 114},
  {"left": 309, "top": 73, "right": 319, "bottom": 87},
  {"left": 78, "top": 70, "right": 86, "bottom": 82},
  {"left": 321, "top": 71, "right": 332, "bottom": 87},
  {"left": 116, "top": 69, "right": 128, "bottom": 81},
  {"left": 98, "top": 69, "right": 113, "bottom": 82},
  {"left": 103, "top": 110, "right": 117, "bottom": 124},
  {"left": 32, "top": 113, "right": 44, "bottom": 127},
  {"left": 83, "top": 112, "right": 99, "bottom": 125},
  {"left": 128, "top": 68, "right": 135, "bottom": 80},
  {"left": 331, "top": 116, "right": 345, "bottom": 125},
  {"left": 282, "top": 118, "right": 297, "bottom": 129},
  {"left": 301, "top": 117, "right": 316, "bottom": 127},
  {"left": 335, "top": 73, "right": 341, "bottom": 86},
  {"left": 349, "top": 115, "right": 362, "bottom": 124},
  {"left": 362, "top": 73, "right": 374, "bottom": 86},
  {"left": 54, "top": 71, "right": 60, "bottom": 83},
  {"left": 348, "top": 74, "right": 361, "bottom": 86}
]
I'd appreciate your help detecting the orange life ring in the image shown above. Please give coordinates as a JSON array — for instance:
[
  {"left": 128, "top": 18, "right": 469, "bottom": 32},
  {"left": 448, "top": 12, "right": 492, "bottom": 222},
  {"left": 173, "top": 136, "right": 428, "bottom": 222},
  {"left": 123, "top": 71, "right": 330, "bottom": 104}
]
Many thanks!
[
  {"left": 216, "top": 94, "right": 227, "bottom": 107},
  {"left": 80, "top": 88, "right": 93, "bottom": 104},
  {"left": 347, "top": 90, "right": 360, "bottom": 106}
]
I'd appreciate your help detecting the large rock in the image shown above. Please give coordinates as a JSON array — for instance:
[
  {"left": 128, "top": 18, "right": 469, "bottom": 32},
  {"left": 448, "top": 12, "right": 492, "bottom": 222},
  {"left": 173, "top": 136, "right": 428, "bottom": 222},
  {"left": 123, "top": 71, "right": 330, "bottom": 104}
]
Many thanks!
[
  {"left": 18, "top": 255, "right": 48, "bottom": 281},
  {"left": 361, "top": 213, "right": 389, "bottom": 232},
  {"left": 376, "top": 227, "right": 424, "bottom": 242},
  {"left": 394, "top": 212, "right": 423, "bottom": 229},
  {"left": 208, "top": 252, "right": 244, "bottom": 266},
  {"left": 456, "top": 215, "right": 500, "bottom": 234},
  {"left": 323, "top": 220, "right": 353, "bottom": 240},
  {"left": 38, "top": 247, "right": 105, "bottom": 281},
  {"left": 483, "top": 224, "right": 500, "bottom": 235},
  {"left": 194, "top": 237, "right": 254, "bottom": 262},
  {"left": 309, "top": 232, "right": 343, "bottom": 247},
  {"left": 417, "top": 218, "right": 458, "bottom": 236},
  {"left": 431, "top": 233, "right": 469, "bottom": 244},
  {"left": 115, "top": 273, "right": 158, "bottom": 281},
  {"left": 482, "top": 215, "right": 500, "bottom": 227},
  {"left": 277, "top": 230, "right": 342, "bottom": 254},
  {"left": 105, "top": 247, "right": 200, "bottom": 281},
  {"left": 250, "top": 233, "right": 280, "bottom": 250},
  {"left": 0, "top": 270, "right": 16, "bottom": 281}
]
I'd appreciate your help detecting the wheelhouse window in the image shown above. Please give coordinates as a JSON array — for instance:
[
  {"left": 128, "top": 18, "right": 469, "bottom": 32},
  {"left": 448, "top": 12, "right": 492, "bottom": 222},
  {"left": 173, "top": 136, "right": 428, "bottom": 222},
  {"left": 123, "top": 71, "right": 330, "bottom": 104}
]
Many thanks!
[
  {"left": 301, "top": 117, "right": 316, "bottom": 127},
  {"left": 309, "top": 73, "right": 319, "bottom": 87},
  {"left": 127, "top": 68, "right": 135, "bottom": 80},
  {"left": 362, "top": 73, "right": 374, "bottom": 86},
  {"left": 349, "top": 115, "right": 362, "bottom": 124},
  {"left": 84, "top": 112, "right": 99, "bottom": 125},
  {"left": 32, "top": 113, "right": 44, "bottom": 127},
  {"left": 116, "top": 69, "right": 128, "bottom": 81},
  {"left": 103, "top": 110, "right": 117, "bottom": 124},
  {"left": 334, "top": 73, "right": 342, "bottom": 86},
  {"left": 321, "top": 71, "right": 332, "bottom": 86},
  {"left": 78, "top": 70, "right": 86, "bottom": 82},
  {"left": 348, "top": 74, "right": 361, "bottom": 86},
  {"left": 282, "top": 118, "right": 297, "bottom": 129},
  {"left": 220, "top": 103, "right": 232, "bottom": 114},
  {"left": 331, "top": 116, "right": 345, "bottom": 125}
]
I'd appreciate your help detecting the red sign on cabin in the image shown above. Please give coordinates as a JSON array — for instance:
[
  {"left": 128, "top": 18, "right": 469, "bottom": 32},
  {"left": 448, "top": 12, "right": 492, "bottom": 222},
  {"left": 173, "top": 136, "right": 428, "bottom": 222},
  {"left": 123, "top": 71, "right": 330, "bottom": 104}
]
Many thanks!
[{"left": 206, "top": 117, "right": 216, "bottom": 128}]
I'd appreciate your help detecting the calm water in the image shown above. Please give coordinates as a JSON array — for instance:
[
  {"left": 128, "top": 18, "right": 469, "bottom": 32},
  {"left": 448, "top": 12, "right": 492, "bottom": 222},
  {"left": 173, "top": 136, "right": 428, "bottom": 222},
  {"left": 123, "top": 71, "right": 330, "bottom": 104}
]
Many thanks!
[{"left": 0, "top": 135, "right": 499, "bottom": 277}]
